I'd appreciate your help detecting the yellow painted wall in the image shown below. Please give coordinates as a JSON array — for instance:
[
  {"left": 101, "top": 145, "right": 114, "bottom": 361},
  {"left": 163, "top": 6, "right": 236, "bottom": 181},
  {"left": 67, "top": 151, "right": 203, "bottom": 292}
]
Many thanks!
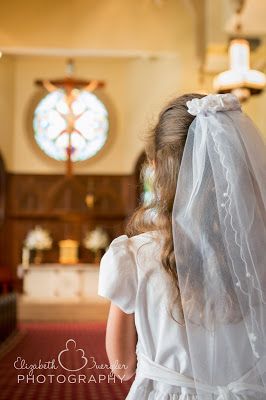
[
  {"left": 0, "top": 0, "right": 202, "bottom": 174},
  {"left": 0, "top": 0, "right": 265, "bottom": 175},
  {"left": 10, "top": 52, "right": 198, "bottom": 175},
  {"left": 3, "top": 52, "right": 266, "bottom": 175},
  {"left": 243, "top": 91, "right": 266, "bottom": 136},
  {"left": 0, "top": 0, "right": 192, "bottom": 52},
  {"left": 0, "top": 56, "right": 14, "bottom": 169}
]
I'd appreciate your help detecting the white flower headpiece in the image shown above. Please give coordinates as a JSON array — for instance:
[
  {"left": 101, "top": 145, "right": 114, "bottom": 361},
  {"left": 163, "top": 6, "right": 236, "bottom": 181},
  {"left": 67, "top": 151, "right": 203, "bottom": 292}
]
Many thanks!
[{"left": 186, "top": 94, "right": 241, "bottom": 116}]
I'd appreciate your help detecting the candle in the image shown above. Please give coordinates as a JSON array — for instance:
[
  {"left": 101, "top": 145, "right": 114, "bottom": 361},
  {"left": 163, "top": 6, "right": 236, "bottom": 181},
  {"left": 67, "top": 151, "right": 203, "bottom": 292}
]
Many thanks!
[{"left": 22, "top": 247, "right": 30, "bottom": 268}]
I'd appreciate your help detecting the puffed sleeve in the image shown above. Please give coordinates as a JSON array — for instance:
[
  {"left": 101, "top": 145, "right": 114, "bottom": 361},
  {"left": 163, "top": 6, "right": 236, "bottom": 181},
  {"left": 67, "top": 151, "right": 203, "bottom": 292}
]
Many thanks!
[{"left": 98, "top": 235, "right": 137, "bottom": 314}]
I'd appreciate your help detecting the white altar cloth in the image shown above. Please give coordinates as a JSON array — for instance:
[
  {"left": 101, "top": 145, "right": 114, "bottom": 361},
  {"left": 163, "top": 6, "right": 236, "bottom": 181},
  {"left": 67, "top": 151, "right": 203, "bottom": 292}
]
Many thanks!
[{"left": 17, "top": 264, "right": 102, "bottom": 300}]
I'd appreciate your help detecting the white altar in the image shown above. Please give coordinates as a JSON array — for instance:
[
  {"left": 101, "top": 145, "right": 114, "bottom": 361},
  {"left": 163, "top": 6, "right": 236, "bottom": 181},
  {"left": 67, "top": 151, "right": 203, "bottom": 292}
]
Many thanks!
[{"left": 18, "top": 264, "right": 103, "bottom": 301}]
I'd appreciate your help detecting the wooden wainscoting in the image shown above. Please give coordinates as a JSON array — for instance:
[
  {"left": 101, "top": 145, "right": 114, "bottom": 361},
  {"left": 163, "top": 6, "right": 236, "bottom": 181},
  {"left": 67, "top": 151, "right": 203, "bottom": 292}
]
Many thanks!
[{"left": 5, "top": 173, "right": 138, "bottom": 284}]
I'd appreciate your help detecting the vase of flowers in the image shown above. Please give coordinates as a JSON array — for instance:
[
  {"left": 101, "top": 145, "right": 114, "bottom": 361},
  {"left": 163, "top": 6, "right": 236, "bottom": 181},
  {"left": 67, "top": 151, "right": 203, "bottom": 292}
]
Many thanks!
[
  {"left": 83, "top": 227, "right": 109, "bottom": 264},
  {"left": 24, "top": 226, "right": 52, "bottom": 265}
]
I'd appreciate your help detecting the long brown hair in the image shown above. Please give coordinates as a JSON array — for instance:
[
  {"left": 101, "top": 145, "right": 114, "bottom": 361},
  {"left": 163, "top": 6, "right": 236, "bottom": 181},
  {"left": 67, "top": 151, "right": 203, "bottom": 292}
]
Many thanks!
[{"left": 126, "top": 93, "right": 205, "bottom": 320}]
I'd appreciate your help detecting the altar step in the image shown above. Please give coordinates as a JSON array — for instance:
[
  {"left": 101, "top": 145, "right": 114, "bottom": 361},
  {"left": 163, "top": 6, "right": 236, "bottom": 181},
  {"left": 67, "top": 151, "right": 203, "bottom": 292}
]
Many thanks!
[{"left": 18, "top": 295, "right": 110, "bottom": 322}]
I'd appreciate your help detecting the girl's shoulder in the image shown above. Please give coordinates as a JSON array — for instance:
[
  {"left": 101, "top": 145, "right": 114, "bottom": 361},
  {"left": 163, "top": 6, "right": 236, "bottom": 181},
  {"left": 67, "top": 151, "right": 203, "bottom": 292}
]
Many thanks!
[
  {"left": 106, "top": 231, "right": 162, "bottom": 275},
  {"left": 99, "top": 232, "right": 159, "bottom": 313},
  {"left": 108, "top": 231, "right": 160, "bottom": 256}
]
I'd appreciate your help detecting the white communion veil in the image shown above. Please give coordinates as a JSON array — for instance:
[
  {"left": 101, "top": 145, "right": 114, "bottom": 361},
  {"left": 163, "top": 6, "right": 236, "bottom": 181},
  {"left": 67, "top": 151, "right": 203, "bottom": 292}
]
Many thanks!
[{"left": 172, "top": 94, "right": 266, "bottom": 399}]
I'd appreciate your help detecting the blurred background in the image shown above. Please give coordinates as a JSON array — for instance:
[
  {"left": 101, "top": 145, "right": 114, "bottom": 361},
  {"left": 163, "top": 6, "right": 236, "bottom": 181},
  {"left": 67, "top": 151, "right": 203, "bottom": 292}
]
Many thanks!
[{"left": 0, "top": 1, "right": 265, "bottom": 399}]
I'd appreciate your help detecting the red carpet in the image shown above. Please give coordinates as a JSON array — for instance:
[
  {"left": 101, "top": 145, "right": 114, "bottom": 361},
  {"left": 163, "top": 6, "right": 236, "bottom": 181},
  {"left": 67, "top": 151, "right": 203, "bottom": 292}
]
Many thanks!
[{"left": 0, "top": 322, "right": 133, "bottom": 400}]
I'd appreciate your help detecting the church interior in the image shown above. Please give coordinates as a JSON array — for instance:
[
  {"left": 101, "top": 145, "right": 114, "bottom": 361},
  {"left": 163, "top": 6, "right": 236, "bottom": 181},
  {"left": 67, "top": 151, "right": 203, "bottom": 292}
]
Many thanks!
[{"left": 0, "top": 0, "right": 265, "bottom": 399}]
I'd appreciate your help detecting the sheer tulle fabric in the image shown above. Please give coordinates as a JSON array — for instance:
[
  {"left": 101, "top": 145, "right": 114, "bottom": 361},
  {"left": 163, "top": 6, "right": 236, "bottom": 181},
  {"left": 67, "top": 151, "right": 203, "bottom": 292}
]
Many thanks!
[{"left": 172, "top": 95, "right": 266, "bottom": 399}]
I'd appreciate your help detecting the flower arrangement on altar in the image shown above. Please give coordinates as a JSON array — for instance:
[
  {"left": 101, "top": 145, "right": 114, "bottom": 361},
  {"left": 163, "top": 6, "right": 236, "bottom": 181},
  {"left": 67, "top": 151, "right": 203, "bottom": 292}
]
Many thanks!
[
  {"left": 24, "top": 226, "right": 52, "bottom": 250},
  {"left": 83, "top": 227, "right": 109, "bottom": 264},
  {"left": 24, "top": 226, "right": 52, "bottom": 264}
]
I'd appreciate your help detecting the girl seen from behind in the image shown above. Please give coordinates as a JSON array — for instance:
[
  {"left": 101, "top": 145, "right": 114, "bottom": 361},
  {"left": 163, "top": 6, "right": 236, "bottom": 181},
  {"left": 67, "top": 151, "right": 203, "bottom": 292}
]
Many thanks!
[{"left": 99, "top": 93, "right": 266, "bottom": 400}]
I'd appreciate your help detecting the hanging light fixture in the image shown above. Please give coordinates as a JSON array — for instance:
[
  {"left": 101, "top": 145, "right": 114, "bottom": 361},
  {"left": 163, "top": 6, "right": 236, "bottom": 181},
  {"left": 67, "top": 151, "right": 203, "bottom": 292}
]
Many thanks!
[
  {"left": 213, "top": 38, "right": 266, "bottom": 101},
  {"left": 213, "top": 0, "right": 266, "bottom": 101}
]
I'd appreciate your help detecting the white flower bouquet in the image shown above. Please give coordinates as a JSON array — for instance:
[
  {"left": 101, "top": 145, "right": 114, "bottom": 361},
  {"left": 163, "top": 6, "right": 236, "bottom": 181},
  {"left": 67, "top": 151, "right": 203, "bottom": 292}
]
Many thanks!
[
  {"left": 83, "top": 227, "right": 109, "bottom": 253},
  {"left": 24, "top": 226, "right": 52, "bottom": 250}
]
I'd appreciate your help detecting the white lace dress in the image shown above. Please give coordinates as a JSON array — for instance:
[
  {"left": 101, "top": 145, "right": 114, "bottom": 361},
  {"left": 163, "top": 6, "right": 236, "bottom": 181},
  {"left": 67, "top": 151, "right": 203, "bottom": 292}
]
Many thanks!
[{"left": 98, "top": 232, "right": 265, "bottom": 400}]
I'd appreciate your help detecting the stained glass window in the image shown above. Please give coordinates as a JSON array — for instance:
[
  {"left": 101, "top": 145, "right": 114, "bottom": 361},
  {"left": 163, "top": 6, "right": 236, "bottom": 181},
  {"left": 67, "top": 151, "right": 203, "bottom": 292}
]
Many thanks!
[{"left": 33, "top": 89, "right": 109, "bottom": 162}]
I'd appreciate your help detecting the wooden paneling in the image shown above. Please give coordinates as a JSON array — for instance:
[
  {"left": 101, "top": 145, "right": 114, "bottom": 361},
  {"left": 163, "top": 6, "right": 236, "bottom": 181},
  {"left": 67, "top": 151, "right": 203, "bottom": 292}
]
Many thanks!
[{"left": 5, "top": 173, "right": 137, "bottom": 282}]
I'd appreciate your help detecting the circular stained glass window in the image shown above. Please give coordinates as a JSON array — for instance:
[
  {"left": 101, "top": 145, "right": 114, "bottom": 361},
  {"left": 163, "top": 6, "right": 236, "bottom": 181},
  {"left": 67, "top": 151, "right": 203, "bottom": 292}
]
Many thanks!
[{"left": 33, "top": 89, "right": 109, "bottom": 162}]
